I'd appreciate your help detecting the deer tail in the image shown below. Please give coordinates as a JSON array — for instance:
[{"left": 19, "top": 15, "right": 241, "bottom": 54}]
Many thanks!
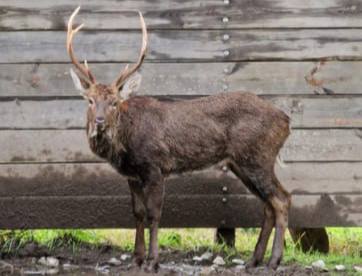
[{"left": 276, "top": 154, "right": 287, "bottom": 168}]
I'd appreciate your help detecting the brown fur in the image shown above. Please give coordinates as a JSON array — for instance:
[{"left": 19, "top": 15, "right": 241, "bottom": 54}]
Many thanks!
[{"left": 81, "top": 89, "right": 291, "bottom": 272}]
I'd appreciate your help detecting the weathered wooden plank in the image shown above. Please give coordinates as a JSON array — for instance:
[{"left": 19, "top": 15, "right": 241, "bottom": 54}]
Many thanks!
[
  {"left": 222, "top": 0, "right": 362, "bottom": 29},
  {"left": 0, "top": 194, "right": 360, "bottom": 229},
  {"left": 2, "top": 62, "right": 362, "bottom": 96},
  {"left": 1, "top": 97, "right": 361, "bottom": 129},
  {"left": 226, "top": 61, "right": 362, "bottom": 95},
  {"left": 270, "top": 97, "right": 362, "bottom": 128},
  {"left": 281, "top": 129, "right": 362, "bottom": 162},
  {"left": 0, "top": 0, "right": 224, "bottom": 30},
  {"left": 0, "top": 162, "right": 360, "bottom": 196},
  {"left": 1, "top": 30, "right": 362, "bottom": 63},
  {"left": 1, "top": 0, "right": 362, "bottom": 30},
  {"left": 3, "top": 62, "right": 362, "bottom": 97},
  {"left": 0, "top": 129, "right": 360, "bottom": 163},
  {"left": 0, "top": 63, "right": 225, "bottom": 97}
]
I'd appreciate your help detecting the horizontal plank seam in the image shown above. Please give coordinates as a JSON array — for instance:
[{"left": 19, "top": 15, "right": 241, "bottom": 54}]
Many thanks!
[
  {"left": 2, "top": 60, "right": 362, "bottom": 65},
  {"left": 0, "top": 160, "right": 362, "bottom": 166},
  {"left": 3, "top": 57, "right": 362, "bottom": 64},
  {"left": 0, "top": 127, "right": 360, "bottom": 131},
  {"left": 0, "top": 192, "right": 360, "bottom": 198},
  {"left": 0, "top": 160, "right": 361, "bottom": 165},
  {"left": 0, "top": 127, "right": 361, "bottom": 131},
  {"left": 2, "top": 94, "right": 362, "bottom": 101},
  {"left": 0, "top": 194, "right": 356, "bottom": 200},
  {"left": 5, "top": 27, "right": 362, "bottom": 32}
]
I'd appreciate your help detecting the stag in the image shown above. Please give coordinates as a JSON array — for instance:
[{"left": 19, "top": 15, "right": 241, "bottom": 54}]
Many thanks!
[{"left": 66, "top": 7, "right": 291, "bottom": 272}]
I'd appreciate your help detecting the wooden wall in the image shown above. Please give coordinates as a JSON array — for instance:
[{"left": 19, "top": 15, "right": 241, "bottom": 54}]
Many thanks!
[{"left": 0, "top": 0, "right": 361, "bottom": 228}]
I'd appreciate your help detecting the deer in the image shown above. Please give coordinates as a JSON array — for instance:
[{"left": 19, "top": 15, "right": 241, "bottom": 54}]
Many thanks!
[{"left": 66, "top": 6, "right": 291, "bottom": 273}]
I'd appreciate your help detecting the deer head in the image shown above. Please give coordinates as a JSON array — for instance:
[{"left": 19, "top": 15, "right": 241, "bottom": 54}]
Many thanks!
[{"left": 67, "top": 6, "right": 148, "bottom": 138}]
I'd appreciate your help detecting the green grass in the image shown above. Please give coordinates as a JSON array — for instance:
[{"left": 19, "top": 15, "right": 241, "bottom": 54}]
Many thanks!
[
  {"left": 1, "top": 228, "right": 361, "bottom": 272},
  {"left": 0, "top": 229, "right": 103, "bottom": 253}
]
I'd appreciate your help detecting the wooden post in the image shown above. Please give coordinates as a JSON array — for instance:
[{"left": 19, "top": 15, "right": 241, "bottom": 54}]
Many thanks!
[
  {"left": 215, "top": 228, "right": 235, "bottom": 247},
  {"left": 289, "top": 228, "right": 329, "bottom": 253}
]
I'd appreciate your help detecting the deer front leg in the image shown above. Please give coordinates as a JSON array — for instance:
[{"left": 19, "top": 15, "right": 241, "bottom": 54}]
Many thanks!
[
  {"left": 128, "top": 179, "right": 146, "bottom": 268},
  {"left": 142, "top": 169, "right": 164, "bottom": 273}
]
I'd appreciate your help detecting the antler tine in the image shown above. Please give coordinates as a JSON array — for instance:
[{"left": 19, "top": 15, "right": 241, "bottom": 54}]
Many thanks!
[
  {"left": 67, "top": 6, "right": 96, "bottom": 84},
  {"left": 113, "top": 11, "right": 148, "bottom": 90}
]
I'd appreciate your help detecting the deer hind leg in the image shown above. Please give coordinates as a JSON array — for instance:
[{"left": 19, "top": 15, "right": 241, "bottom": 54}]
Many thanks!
[
  {"left": 229, "top": 163, "right": 290, "bottom": 269},
  {"left": 248, "top": 203, "right": 275, "bottom": 267},
  {"left": 267, "top": 175, "right": 291, "bottom": 269},
  {"left": 128, "top": 180, "right": 147, "bottom": 267},
  {"left": 142, "top": 168, "right": 165, "bottom": 273}
]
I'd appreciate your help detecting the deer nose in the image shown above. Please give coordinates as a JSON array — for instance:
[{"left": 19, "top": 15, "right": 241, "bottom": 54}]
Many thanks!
[{"left": 95, "top": 117, "right": 105, "bottom": 124}]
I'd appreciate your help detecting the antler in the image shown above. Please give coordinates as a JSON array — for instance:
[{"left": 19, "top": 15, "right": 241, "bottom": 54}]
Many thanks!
[
  {"left": 112, "top": 11, "right": 148, "bottom": 91},
  {"left": 67, "top": 6, "right": 96, "bottom": 85}
]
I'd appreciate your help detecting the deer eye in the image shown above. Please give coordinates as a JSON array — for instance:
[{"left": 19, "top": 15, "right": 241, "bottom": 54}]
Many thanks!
[
  {"left": 112, "top": 100, "right": 118, "bottom": 107},
  {"left": 88, "top": 98, "right": 94, "bottom": 105}
]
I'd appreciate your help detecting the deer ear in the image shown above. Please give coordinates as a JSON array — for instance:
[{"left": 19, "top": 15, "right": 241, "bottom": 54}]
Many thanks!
[
  {"left": 70, "top": 68, "right": 91, "bottom": 92},
  {"left": 119, "top": 72, "right": 142, "bottom": 100}
]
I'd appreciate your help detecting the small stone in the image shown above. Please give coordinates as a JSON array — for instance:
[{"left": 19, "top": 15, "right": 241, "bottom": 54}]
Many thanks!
[
  {"left": 213, "top": 256, "right": 225, "bottom": 266},
  {"left": 277, "top": 266, "right": 288, "bottom": 273},
  {"left": 107, "top": 257, "right": 122, "bottom": 266},
  {"left": 24, "top": 268, "right": 59, "bottom": 275},
  {"left": 200, "top": 252, "right": 213, "bottom": 261},
  {"left": 235, "top": 264, "right": 246, "bottom": 271},
  {"left": 23, "top": 271, "right": 45, "bottom": 275},
  {"left": 45, "top": 268, "right": 59, "bottom": 275},
  {"left": 95, "top": 264, "right": 110, "bottom": 274},
  {"left": 63, "top": 263, "right": 79, "bottom": 271},
  {"left": 312, "top": 260, "right": 328, "bottom": 271},
  {"left": 354, "top": 266, "right": 362, "bottom": 272},
  {"left": 120, "top": 254, "right": 131, "bottom": 261},
  {"left": 231, "top": 258, "right": 245, "bottom": 265},
  {"left": 200, "top": 266, "right": 214, "bottom": 275},
  {"left": 335, "top": 264, "right": 346, "bottom": 271},
  {"left": 38, "top": 257, "right": 59, "bottom": 267},
  {"left": 193, "top": 256, "right": 203, "bottom": 262}
]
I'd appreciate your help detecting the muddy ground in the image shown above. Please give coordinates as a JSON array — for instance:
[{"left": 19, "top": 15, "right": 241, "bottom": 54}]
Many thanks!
[{"left": 0, "top": 243, "right": 334, "bottom": 275}]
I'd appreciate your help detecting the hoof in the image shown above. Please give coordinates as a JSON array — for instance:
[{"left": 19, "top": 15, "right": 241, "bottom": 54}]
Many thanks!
[
  {"left": 144, "top": 259, "right": 159, "bottom": 273},
  {"left": 132, "top": 256, "right": 144, "bottom": 268},
  {"left": 245, "top": 258, "right": 260, "bottom": 269},
  {"left": 267, "top": 259, "right": 281, "bottom": 270}
]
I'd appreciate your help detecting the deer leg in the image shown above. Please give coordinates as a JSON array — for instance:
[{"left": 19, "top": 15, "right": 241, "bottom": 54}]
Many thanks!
[
  {"left": 247, "top": 203, "right": 275, "bottom": 268},
  {"left": 229, "top": 162, "right": 282, "bottom": 268},
  {"left": 142, "top": 169, "right": 164, "bottom": 273},
  {"left": 128, "top": 180, "right": 146, "bottom": 267},
  {"left": 268, "top": 183, "right": 291, "bottom": 270}
]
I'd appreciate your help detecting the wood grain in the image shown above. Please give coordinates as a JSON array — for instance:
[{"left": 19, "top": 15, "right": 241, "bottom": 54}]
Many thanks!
[
  {"left": 0, "top": 63, "right": 225, "bottom": 97},
  {"left": 0, "top": 162, "right": 360, "bottom": 196},
  {"left": 1, "top": 0, "right": 362, "bottom": 30},
  {"left": 1, "top": 62, "right": 362, "bottom": 97},
  {"left": 0, "top": 129, "right": 361, "bottom": 163},
  {"left": 1, "top": 30, "right": 362, "bottom": 63},
  {"left": 1, "top": 97, "right": 361, "bottom": 129}
]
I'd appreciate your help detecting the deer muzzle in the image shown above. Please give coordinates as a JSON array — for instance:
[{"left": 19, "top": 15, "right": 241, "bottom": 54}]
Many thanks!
[{"left": 95, "top": 117, "right": 105, "bottom": 124}]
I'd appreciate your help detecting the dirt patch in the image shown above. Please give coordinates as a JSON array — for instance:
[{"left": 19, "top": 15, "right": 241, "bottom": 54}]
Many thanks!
[{"left": 0, "top": 243, "right": 328, "bottom": 275}]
